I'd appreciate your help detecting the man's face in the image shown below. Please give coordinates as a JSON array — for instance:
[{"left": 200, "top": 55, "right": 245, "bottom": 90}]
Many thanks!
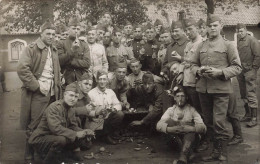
[
  {"left": 185, "top": 25, "right": 199, "bottom": 40},
  {"left": 41, "top": 29, "right": 56, "bottom": 46},
  {"left": 102, "top": 14, "right": 112, "bottom": 25},
  {"left": 79, "top": 79, "right": 93, "bottom": 94},
  {"left": 174, "top": 92, "right": 187, "bottom": 107},
  {"left": 68, "top": 25, "right": 81, "bottom": 38},
  {"left": 133, "top": 28, "right": 142, "bottom": 40},
  {"left": 87, "top": 30, "right": 97, "bottom": 44},
  {"left": 97, "top": 30, "right": 105, "bottom": 41},
  {"left": 124, "top": 25, "right": 133, "bottom": 36},
  {"left": 155, "top": 25, "right": 162, "bottom": 34},
  {"left": 199, "top": 24, "right": 207, "bottom": 37},
  {"left": 103, "top": 31, "right": 112, "bottom": 46},
  {"left": 64, "top": 91, "right": 79, "bottom": 106},
  {"left": 112, "top": 32, "right": 122, "bottom": 44},
  {"left": 97, "top": 75, "right": 108, "bottom": 90},
  {"left": 143, "top": 80, "right": 155, "bottom": 93},
  {"left": 60, "top": 31, "right": 69, "bottom": 40},
  {"left": 207, "top": 21, "right": 222, "bottom": 38},
  {"left": 160, "top": 33, "right": 172, "bottom": 45},
  {"left": 130, "top": 61, "right": 141, "bottom": 75},
  {"left": 171, "top": 28, "right": 185, "bottom": 40},
  {"left": 54, "top": 34, "right": 61, "bottom": 42},
  {"left": 145, "top": 28, "right": 156, "bottom": 41},
  {"left": 237, "top": 28, "right": 247, "bottom": 39},
  {"left": 115, "top": 68, "right": 127, "bottom": 81}
]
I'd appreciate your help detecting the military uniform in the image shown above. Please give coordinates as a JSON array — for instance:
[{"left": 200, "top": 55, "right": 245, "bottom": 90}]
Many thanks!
[
  {"left": 28, "top": 100, "right": 84, "bottom": 157},
  {"left": 236, "top": 28, "right": 260, "bottom": 125}
]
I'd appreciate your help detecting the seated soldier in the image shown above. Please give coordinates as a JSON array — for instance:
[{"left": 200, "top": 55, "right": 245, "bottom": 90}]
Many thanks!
[
  {"left": 72, "top": 73, "right": 94, "bottom": 128},
  {"left": 108, "top": 60, "right": 130, "bottom": 110},
  {"left": 87, "top": 69, "right": 125, "bottom": 145},
  {"left": 156, "top": 85, "right": 206, "bottom": 164},
  {"left": 129, "top": 72, "right": 163, "bottom": 128},
  {"left": 28, "top": 82, "right": 95, "bottom": 163}
]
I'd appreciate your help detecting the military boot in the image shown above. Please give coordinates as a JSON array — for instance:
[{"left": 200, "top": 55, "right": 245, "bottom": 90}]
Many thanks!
[
  {"left": 240, "top": 103, "right": 251, "bottom": 122},
  {"left": 247, "top": 108, "right": 257, "bottom": 127},
  {"left": 24, "top": 130, "right": 34, "bottom": 161},
  {"left": 44, "top": 147, "right": 61, "bottom": 164},
  {"left": 202, "top": 140, "right": 227, "bottom": 162}
]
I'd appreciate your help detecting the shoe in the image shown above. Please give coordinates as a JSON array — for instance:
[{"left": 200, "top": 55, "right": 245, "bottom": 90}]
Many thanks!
[
  {"left": 68, "top": 151, "right": 84, "bottom": 162},
  {"left": 228, "top": 136, "right": 243, "bottom": 146},
  {"left": 240, "top": 104, "right": 251, "bottom": 122},
  {"left": 104, "top": 135, "right": 117, "bottom": 145},
  {"left": 247, "top": 118, "right": 257, "bottom": 127},
  {"left": 80, "top": 140, "right": 92, "bottom": 151},
  {"left": 240, "top": 116, "right": 251, "bottom": 122},
  {"left": 177, "top": 152, "right": 187, "bottom": 164}
]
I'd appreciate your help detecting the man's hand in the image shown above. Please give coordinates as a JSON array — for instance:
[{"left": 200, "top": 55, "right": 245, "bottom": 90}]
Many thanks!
[
  {"left": 71, "top": 39, "right": 80, "bottom": 52},
  {"left": 76, "top": 131, "right": 86, "bottom": 139},
  {"left": 130, "top": 120, "right": 143, "bottom": 126},
  {"left": 176, "top": 73, "right": 184, "bottom": 84},
  {"left": 84, "top": 129, "right": 95, "bottom": 136},
  {"left": 205, "top": 67, "right": 223, "bottom": 78},
  {"left": 181, "top": 125, "right": 195, "bottom": 133},
  {"left": 123, "top": 102, "right": 130, "bottom": 110},
  {"left": 134, "top": 79, "right": 142, "bottom": 86},
  {"left": 171, "top": 51, "right": 181, "bottom": 62}
]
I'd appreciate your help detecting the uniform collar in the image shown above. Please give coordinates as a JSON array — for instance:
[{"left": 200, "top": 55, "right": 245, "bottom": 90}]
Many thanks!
[
  {"left": 36, "top": 38, "right": 57, "bottom": 51},
  {"left": 239, "top": 35, "right": 248, "bottom": 41},
  {"left": 174, "top": 36, "right": 188, "bottom": 46},
  {"left": 96, "top": 87, "right": 109, "bottom": 94}
]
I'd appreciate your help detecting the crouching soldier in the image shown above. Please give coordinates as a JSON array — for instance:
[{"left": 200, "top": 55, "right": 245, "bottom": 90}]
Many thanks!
[
  {"left": 157, "top": 85, "right": 206, "bottom": 164},
  {"left": 28, "top": 83, "right": 95, "bottom": 163},
  {"left": 130, "top": 72, "right": 163, "bottom": 128}
]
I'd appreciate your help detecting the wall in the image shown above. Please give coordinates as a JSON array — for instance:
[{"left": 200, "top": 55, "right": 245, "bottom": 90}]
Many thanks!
[{"left": 224, "top": 26, "right": 260, "bottom": 41}]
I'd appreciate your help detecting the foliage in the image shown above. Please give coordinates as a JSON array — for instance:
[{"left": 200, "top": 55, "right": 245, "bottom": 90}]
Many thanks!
[{"left": 1, "top": 0, "right": 149, "bottom": 33}]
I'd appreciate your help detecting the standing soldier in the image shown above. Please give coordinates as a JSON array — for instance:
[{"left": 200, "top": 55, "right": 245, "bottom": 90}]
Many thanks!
[
  {"left": 17, "top": 20, "right": 62, "bottom": 161},
  {"left": 154, "top": 19, "right": 164, "bottom": 42},
  {"left": 57, "top": 16, "right": 91, "bottom": 85},
  {"left": 122, "top": 21, "right": 134, "bottom": 47},
  {"left": 236, "top": 23, "right": 260, "bottom": 127},
  {"left": 140, "top": 23, "right": 161, "bottom": 75},
  {"left": 191, "top": 14, "right": 242, "bottom": 162},
  {"left": 132, "top": 24, "right": 144, "bottom": 60},
  {"left": 197, "top": 19, "right": 207, "bottom": 41}
]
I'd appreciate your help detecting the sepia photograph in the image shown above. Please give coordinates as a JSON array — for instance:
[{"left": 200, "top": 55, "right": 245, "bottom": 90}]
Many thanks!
[{"left": 0, "top": 0, "right": 260, "bottom": 163}]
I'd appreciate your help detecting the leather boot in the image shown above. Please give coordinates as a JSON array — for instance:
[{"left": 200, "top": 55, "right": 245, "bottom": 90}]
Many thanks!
[
  {"left": 24, "top": 130, "right": 34, "bottom": 161},
  {"left": 240, "top": 103, "right": 251, "bottom": 122},
  {"left": 202, "top": 140, "right": 220, "bottom": 162},
  {"left": 228, "top": 118, "right": 243, "bottom": 145},
  {"left": 202, "top": 139, "right": 227, "bottom": 162},
  {"left": 44, "top": 147, "right": 61, "bottom": 164},
  {"left": 247, "top": 108, "right": 257, "bottom": 127}
]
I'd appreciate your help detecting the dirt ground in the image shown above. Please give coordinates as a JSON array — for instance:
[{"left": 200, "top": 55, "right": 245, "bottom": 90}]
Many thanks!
[{"left": 0, "top": 78, "right": 260, "bottom": 164}]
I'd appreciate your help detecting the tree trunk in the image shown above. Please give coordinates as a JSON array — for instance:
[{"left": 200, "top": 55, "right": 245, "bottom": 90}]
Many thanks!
[{"left": 40, "top": 0, "right": 55, "bottom": 23}]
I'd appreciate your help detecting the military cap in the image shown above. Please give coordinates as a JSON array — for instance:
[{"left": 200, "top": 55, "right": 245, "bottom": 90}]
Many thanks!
[
  {"left": 130, "top": 58, "right": 141, "bottom": 65},
  {"left": 40, "top": 19, "right": 55, "bottom": 32},
  {"left": 183, "top": 18, "right": 197, "bottom": 28},
  {"left": 86, "top": 26, "right": 96, "bottom": 33},
  {"left": 206, "top": 14, "right": 221, "bottom": 25},
  {"left": 116, "top": 60, "right": 127, "bottom": 69},
  {"left": 65, "top": 82, "right": 80, "bottom": 93},
  {"left": 154, "top": 19, "right": 163, "bottom": 26},
  {"left": 125, "top": 20, "right": 132, "bottom": 26},
  {"left": 133, "top": 24, "right": 143, "bottom": 30},
  {"left": 172, "top": 85, "right": 186, "bottom": 96},
  {"left": 96, "top": 23, "right": 107, "bottom": 32},
  {"left": 97, "top": 69, "right": 108, "bottom": 79},
  {"left": 55, "top": 25, "right": 61, "bottom": 34},
  {"left": 59, "top": 24, "right": 67, "bottom": 33},
  {"left": 144, "top": 22, "right": 154, "bottom": 31},
  {"left": 68, "top": 15, "right": 81, "bottom": 27},
  {"left": 197, "top": 19, "right": 206, "bottom": 27},
  {"left": 102, "top": 11, "right": 112, "bottom": 17},
  {"left": 161, "top": 27, "right": 171, "bottom": 34},
  {"left": 79, "top": 72, "right": 93, "bottom": 81},
  {"left": 142, "top": 71, "right": 154, "bottom": 83},
  {"left": 236, "top": 23, "right": 246, "bottom": 29},
  {"left": 171, "top": 20, "right": 183, "bottom": 30},
  {"left": 113, "top": 26, "right": 122, "bottom": 34}
]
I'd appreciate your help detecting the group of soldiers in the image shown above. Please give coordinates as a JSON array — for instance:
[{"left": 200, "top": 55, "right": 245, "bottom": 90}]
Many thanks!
[{"left": 17, "top": 10, "right": 260, "bottom": 164}]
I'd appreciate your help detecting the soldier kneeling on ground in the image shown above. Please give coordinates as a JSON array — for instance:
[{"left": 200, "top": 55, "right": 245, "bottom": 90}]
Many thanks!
[
  {"left": 156, "top": 85, "right": 206, "bottom": 164},
  {"left": 28, "top": 82, "right": 95, "bottom": 163}
]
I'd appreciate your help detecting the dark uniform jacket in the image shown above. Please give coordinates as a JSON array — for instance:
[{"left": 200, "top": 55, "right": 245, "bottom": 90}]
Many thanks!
[
  {"left": 162, "top": 36, "right": 189, "bottom": 73},
  {"left": 132, "top": 38, "right": 143, "bottom": 59},
  {"left": 17, "top": 38, "right": 62, "bottom": 130},
  {"left": 29, "top": 100, "right": 82, "bottom": 144},
  {"left": 237, "top": 34, "right": 260, "bottom": 71},
  {"left": 131, "top": 84, "right": 163, "bottom": 124},
  {"left": 57, "top": 36, "right": 91, "bottom": 84},
  {"left": 191, "top": 36, "right": 242, "bottom": 94}
]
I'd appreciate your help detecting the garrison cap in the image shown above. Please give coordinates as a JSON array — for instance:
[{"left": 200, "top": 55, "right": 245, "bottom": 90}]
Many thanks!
[
  {"left": 65, "top": 82, "right": 80, "bottom": 93},
  {"left": 96, "top": 23, "right": 107, "bottom": 32},
  {"left": 236, "top": 23, "right": 246, "bottom": 29},
  {"left": 97, "top": 69, "right": 108, "bottom": 79},
  {"left": 171, "top": 20, "right": 184, "bottom": 30},
  {"left": 133, "top": 24, "right": 143, "bottom": 30},
  {"left": 154, "top": 19, "right": 163, "bottom": 26},
  {"left": 206, "top": 14, "right": 221, "bottom": 25},
  {"left": 161, "top": 27, "right": 171, "bottom": 34},
  {"left": 197, "top": 19, "right": 206, "bottom": 27},
  {"left": 113, "top": 26, "right": 122, "bottom": 34},
  {"left": 173, "top": 85, "right": 186, "bottom": 96},
  {"left": 144, "top": 22, "right": 154, "bottom": 31},
  {"left": 79, "top": 72, "right": 93, "bottom": 81},
  {"left": 183, "top": 18, "right": 197, "bottom": 28},
  {"left": 125, "top": 20, "right": 132, "bottom": 26},
  {"left": 40, "top": 19, "right": 55, "bottom": 32},
  {"left": 68, "top": 15, "right": 81, "bottom": 27},
  {"left": 116, "top": 60, "right": 127, "bottom": 69}
]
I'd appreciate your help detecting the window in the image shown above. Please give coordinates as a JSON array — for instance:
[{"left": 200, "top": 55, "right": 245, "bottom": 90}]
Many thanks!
[{"left": 8, "top": 39, "right": 27, "bottom": 62}]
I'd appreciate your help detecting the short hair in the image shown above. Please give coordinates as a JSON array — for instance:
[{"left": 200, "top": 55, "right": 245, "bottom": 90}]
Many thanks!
[{"left": 130, "top": 58, "right": 141, "bottom": 65}]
